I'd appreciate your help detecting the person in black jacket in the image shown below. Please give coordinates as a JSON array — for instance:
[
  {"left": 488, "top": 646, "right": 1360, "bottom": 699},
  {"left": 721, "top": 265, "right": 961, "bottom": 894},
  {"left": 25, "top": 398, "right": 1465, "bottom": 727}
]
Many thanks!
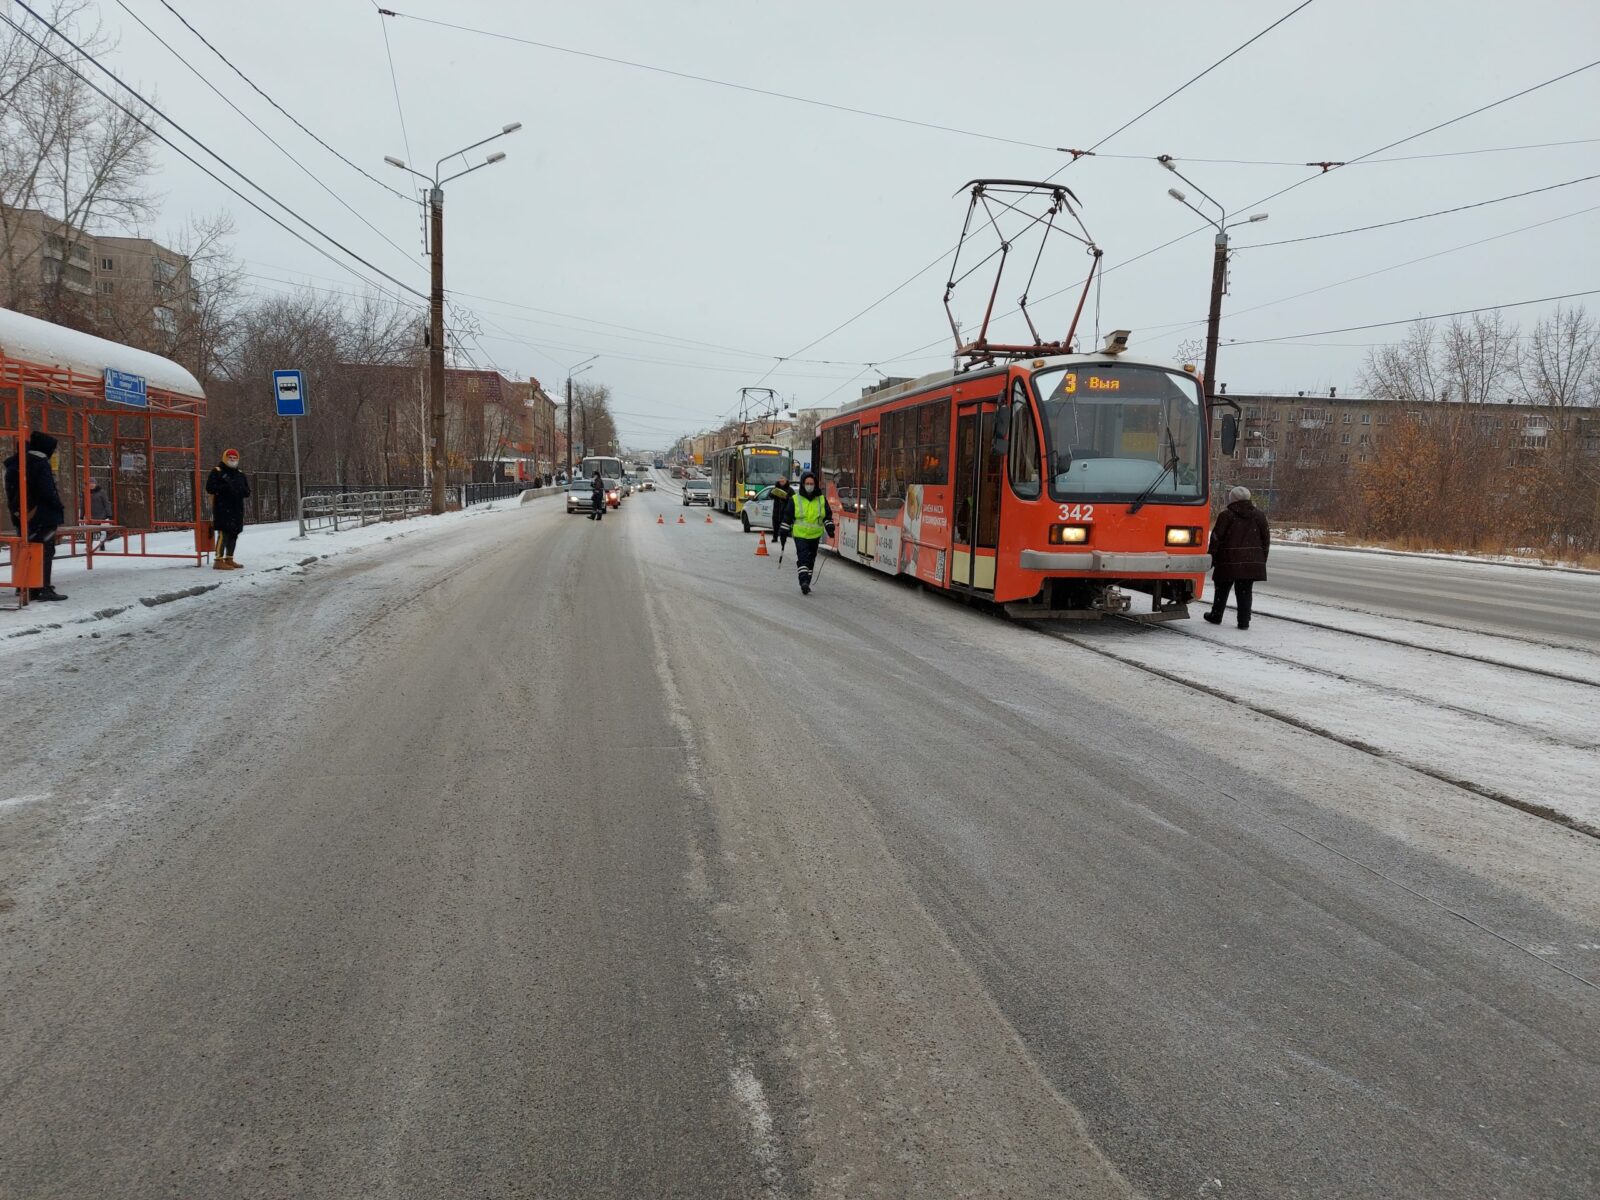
[
  {"left": 1204, "top": 485, "right": 1270, "bottom": 629},
  {"left": 4, "top": 429, "right": 68, "bottom": 601},
  {"left": 767, "top": 474, "right": 793, "bottom": 553},
  {"left": 205, "top": 448, "right": 251, "bottom": 570},
  {"left": 589, "top": 470, "right": 605, "bottom": 521}
]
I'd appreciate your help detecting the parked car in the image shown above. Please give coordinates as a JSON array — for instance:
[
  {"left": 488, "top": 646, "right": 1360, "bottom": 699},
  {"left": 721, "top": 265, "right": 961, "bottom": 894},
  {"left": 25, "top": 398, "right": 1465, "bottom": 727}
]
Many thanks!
[
  {"left": 740, "top": 485, "right": 779, "bottom": 532},
  {"left": 682, "top": 479, "right": 713, "bottom": 506}
]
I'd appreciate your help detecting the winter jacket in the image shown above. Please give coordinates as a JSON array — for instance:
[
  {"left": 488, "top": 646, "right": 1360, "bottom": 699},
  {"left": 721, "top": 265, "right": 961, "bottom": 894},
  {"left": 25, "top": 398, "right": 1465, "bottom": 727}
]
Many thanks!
[
  {"left": 767, "top": 482, "right": 793, "bottom": 533},
  {"left": 4, "top": 430, "right": 65, "bottom": 539},
  {"left": 89, "top": 487, "right": 113, "bottom": 522},
  {"left": 590, "top": 474, "right": 605, "bottom": 504},
  {"left": 205, "top": 461, "right": 251, "bottom": 533},
  {"left": 1208, "top": 498, "right": 1270, "bottom": 582},
  {"left": 777, "top": 486, "right": 834, "bottom": 541}
]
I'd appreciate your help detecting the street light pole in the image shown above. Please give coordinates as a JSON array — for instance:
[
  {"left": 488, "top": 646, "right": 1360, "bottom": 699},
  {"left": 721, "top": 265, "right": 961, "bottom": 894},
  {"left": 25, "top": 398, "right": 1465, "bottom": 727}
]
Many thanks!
[
  {"left": 565, "top": 356, "right": 598, "bottom": 477},
  {"left": 385, "top": 121, "right": 521, "bottom": 515}
]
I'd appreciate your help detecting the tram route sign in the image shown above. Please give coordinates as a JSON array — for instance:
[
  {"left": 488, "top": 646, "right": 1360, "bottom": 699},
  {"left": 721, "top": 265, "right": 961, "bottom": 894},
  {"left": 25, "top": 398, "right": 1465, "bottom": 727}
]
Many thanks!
[
  {"left": 103, "top": 368, "right": 148, "bottom": 409},
  {"left": 273, "top": 369, "right": 307, "bottom": 417}
]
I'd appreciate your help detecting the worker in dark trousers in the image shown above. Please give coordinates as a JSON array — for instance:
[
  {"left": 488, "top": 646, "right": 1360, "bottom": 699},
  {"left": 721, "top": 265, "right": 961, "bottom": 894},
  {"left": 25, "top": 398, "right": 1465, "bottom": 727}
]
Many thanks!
[
  {"left": 589, "top": 470, "right": 605, "bottom": 521},
  {"left": 768, "top": 473, "right": 793, "bottom": 555},
  {"left": 1204, "top": 485, "right": 1270, "bottom": 629},
  {"left": 205, "top": 447, "right": 250, "bottom": 570},
  {"left": 4, "top": 429, "right": 67, "bottom": 601},
  {"left": 775, "top": 470, "right": 835, "bottom": 595}
]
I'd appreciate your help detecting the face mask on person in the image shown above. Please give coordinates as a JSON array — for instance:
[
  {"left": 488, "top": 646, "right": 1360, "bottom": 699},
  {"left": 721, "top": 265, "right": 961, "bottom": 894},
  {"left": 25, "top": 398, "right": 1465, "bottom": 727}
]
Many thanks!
[{"left": 802, "top": 482, "right": 817, "bottom": 496}]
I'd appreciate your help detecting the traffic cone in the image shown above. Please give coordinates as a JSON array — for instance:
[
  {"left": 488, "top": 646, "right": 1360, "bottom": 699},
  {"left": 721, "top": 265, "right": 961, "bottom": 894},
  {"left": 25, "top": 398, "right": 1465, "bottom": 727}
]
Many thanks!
[
  {"left": 755, "top": 532, "right": 769, "bottom": 557},
  {"left": 657, "top": 513, "right": 665, "bottom": 524},
  {"left": 705, "top": 512, "right": 713, "bottom": 524},
  {"left": 677, "top": 514, "right": 685, "bottom": 524}
]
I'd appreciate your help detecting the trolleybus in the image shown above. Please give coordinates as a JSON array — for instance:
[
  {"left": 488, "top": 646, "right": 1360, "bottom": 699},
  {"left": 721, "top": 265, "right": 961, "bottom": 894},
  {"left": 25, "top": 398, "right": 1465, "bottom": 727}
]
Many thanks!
[
  {"left": 707, "top": 443, "right": 793, "bottom": 515},
  {"left": 814, "top": 346, "right": 1230, "bottom": 620}
]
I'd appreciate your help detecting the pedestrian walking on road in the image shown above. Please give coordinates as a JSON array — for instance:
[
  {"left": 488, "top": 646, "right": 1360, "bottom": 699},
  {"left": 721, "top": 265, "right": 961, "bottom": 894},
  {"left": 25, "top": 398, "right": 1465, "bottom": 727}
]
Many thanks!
[
  {"left": 768, "top": 473, "right": 793, "bottom": 556},
  {"left": 206, "top": 448, "right": 251, "bottom": 570},
  {"left": 589, "top": 470, "right": 605, "bottom": 521},
  {"left": 1204, "top": 485, "right": 1270, "bottom": 629},
  {"left": 4, "top": 429, "right": 67, "bottom": 601},
  {"left": 775, "top": 470, "right": 835, "bottom": 595},
  {"left": 86, "top": 479, "right": 120, "bottom": 551}
]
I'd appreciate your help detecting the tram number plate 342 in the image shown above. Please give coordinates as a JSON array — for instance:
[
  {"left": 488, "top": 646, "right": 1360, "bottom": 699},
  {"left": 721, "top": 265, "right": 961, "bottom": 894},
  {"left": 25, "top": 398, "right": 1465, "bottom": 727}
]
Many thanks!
[{"left": 1057, "top": 504, "right": 1096, "bottom": 522}]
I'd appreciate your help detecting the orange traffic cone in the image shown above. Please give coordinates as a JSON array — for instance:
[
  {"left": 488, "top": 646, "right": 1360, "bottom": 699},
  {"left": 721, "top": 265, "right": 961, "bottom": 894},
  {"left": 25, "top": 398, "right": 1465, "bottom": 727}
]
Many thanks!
[
  {"left": 705, "top": 512, "right": 713, "bottom": 524},
  {"left": 657, "top": 513, "right": 665, "bottom": 524},
  {"left": 677, "top": 514, "right": 685, "bottom": 524},
  {"left": 755, "top": 532, "right": 769, "bottom": 557}
]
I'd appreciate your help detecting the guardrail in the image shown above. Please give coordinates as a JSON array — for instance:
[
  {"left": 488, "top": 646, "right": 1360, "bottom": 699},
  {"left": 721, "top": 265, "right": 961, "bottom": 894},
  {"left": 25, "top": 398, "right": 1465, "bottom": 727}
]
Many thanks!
[{"left": 299, "top": 487, "right": 456, "bottom": 532}]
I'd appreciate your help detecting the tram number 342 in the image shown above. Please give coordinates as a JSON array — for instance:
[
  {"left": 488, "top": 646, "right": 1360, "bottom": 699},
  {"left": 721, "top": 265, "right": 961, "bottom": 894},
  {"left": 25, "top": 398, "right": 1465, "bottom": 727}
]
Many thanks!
[{"left": 1057, "top": 504, "right": 1096, "bottom": 522}]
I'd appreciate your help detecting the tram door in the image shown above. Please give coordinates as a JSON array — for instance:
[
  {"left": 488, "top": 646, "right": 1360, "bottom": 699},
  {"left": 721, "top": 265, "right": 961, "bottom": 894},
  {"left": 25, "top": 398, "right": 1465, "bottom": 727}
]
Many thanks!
[
  {"left": 855, "top": 428, "right": 877, "bottom": 558},
  {"left": 952, "top": 402, "right": 1001, "bottom": 590}
]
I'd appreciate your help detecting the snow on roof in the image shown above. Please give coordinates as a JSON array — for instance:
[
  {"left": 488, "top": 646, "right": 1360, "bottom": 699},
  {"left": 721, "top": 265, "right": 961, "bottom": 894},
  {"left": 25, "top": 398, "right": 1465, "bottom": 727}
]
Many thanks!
[{"left": 0, "top": 306, "right": 204, "bottom": 398}]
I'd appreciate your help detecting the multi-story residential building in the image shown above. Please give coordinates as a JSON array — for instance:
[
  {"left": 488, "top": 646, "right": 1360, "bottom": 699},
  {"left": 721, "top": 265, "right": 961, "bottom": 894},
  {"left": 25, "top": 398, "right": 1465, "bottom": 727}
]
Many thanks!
[{"left": 1, "top": 208, "right": 194, "bottom": 346}]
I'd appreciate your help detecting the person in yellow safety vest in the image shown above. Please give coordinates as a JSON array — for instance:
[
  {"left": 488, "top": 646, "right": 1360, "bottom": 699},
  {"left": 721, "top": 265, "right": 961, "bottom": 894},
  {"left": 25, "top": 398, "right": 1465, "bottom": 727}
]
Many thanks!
[{"left": 775, "top": 470, "right": 835, "bottom": 595}]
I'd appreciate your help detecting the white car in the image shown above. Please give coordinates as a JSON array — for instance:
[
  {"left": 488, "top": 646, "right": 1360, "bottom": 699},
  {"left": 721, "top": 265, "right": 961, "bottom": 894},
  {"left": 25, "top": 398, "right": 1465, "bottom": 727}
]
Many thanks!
[{"left": 740, "top": 485, "right": 780, "bottom": 533}]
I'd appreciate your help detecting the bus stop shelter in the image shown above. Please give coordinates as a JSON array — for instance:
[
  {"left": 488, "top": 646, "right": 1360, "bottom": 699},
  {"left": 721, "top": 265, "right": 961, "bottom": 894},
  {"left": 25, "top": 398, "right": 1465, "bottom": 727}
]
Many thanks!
[{"left": 2, "top": 307, "right": 208, "bottom": 608}]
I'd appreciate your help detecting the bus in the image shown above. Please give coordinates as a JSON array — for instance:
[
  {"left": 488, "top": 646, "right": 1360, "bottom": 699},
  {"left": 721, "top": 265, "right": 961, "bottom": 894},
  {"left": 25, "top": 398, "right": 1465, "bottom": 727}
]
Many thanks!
[
  {"left": 579, "top": 455, "right": 625, "bottom": 485},
  {"left": 814, "top": 350, "right": 1223, "bottom": 620},
  {"left": 707, "top": 443, "right": 793, "bottom": 515}
]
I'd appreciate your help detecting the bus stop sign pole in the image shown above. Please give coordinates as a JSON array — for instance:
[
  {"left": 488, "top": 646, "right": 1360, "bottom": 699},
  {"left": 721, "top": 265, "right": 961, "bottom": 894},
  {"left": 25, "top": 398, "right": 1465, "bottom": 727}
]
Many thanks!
[{"left": 273, "top": 370, "right": 307, "bottom": 537}]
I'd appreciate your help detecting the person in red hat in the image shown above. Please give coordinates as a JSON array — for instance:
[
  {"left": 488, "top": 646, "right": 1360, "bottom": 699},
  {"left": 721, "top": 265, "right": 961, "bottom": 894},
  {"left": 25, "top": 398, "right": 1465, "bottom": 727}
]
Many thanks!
[{"left": 205, "top": 447, "right": 251, "bottom": 570}]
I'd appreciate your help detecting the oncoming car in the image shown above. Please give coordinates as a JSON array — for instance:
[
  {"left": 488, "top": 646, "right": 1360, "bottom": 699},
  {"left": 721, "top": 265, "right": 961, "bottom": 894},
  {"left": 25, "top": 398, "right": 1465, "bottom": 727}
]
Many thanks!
[
  {"left": 603, "top": 477, "right": 623, "bottom": 508},
  {"left": 564, "top": 478, "right": 595, "bottom": 514},
  {"left": 682, "top": 479, "right": 713, "bottom": 506}
]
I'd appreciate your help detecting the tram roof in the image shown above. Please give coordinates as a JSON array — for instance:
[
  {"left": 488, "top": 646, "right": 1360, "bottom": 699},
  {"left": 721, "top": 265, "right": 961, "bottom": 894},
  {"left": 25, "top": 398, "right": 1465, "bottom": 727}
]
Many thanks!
[
  {"left": 836, "top": 352, "right": 1183, "bottom": 415},
  {"left": 0, "top": 306, "right": 204, "bottom": 399}
]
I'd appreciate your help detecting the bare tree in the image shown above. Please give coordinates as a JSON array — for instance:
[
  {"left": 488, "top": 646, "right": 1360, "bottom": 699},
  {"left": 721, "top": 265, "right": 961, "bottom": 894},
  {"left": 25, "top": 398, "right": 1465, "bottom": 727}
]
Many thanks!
[{"left": 0, "top": 3, "right": 158, "bottom": 322}]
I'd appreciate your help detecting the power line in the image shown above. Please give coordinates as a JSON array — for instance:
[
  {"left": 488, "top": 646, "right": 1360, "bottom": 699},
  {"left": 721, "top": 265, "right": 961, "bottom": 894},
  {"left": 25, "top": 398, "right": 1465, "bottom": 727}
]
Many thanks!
[
  {"left": 2, "top": 6, "right": 427, "bottom": 301},
  {"left": 1067, "top": 137, "right": 1600, "bottom": 167},
  {"left": 1240, "top": 173, "right": 1600, "bottom": 248},
  {"left": 114, "top": 0, "right": 419, "bottom": 270},
  {"left": 153, "top": 0, "right": 411, "bottom": 201},
  {"left": 378, "top": 7, "right": 1060, "bottom": 152},
  {"left": 370, "top": 1, "right": 415, "bottom": 170},
  {"left": 757, "top": 0, "right": 1321, "bottom": 375},
  {"left": 1226, "top": 290, "right": 1600, "bottom": 346}
]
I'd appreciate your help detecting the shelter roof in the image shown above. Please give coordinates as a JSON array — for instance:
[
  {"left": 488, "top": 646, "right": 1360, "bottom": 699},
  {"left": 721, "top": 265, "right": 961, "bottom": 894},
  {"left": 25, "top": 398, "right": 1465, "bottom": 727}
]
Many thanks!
[{"left": 0, "top": 306, "right": 204, "bottom": 399}]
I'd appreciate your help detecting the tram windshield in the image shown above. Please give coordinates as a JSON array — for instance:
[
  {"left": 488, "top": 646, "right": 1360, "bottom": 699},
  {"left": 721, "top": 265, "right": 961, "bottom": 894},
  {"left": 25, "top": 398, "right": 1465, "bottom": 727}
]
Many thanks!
[
  {"left": 743, "top": 448, "right": 792, "bottom": 489},
  {"left": 1030, "top": 364, "right": 1205, "bottom": 503}
]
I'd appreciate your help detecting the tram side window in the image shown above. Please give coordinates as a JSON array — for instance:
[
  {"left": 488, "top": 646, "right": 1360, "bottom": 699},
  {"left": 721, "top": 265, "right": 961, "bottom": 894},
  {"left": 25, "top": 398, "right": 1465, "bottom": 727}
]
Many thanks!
[
  {"left": 878, "top": 408, "right": 908, "bottom": 515},
  {"left": 1008, "top": 383, "right": 1041, "bottom": 498},
  {"left": 822, "top": 422, "right": 859, "bottom": 512},
  {"left": 916, "top": 399, "right": 949, "bottom": 484}
]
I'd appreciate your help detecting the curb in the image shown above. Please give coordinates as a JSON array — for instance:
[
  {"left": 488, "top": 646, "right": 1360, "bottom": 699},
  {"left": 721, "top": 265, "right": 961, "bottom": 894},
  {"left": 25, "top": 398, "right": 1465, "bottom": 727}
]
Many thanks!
[{"left": 1282, "top": 539, "right": 1600, "bottom": 577}]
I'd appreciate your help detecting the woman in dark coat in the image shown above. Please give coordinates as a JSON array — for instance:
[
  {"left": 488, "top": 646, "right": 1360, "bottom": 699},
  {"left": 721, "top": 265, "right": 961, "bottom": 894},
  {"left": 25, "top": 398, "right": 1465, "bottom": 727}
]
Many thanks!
[
  {"left": 205, "top": 447, "right": 251, "bottom": 569},
  {"left": 1204, "top": 485, "right": 1270, "bottom": 629},
  {"left": 589, "top": 470, "right": 605, "bottom": 521}
]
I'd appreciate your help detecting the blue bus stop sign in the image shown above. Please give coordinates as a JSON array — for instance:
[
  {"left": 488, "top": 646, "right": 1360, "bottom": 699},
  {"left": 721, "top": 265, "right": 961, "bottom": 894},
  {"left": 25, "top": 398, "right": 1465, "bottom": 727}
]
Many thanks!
[
  {"left": 104, "top": 368, "right": 148, "bottom": 408},
  {"left": 273, "top": 369, "right": 307, "bottom": 417}
]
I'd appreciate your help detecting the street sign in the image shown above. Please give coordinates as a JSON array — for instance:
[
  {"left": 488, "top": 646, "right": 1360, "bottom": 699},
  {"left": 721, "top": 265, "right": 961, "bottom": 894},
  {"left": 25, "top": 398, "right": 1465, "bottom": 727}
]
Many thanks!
[
  {"left": 104, "top": 368, "right": 148, "bottom": 408},
  {"left": 273, "top": 369, "right": 307, "bottom": 417}
]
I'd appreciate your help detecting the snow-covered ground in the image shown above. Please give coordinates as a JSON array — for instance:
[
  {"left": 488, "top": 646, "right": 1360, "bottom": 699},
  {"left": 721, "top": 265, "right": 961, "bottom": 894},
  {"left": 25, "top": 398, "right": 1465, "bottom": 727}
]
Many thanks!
[
  {"left": 1041, "top": 578, "right": 1600, "bottom": 837},
  {"left": 2, "top": 497, "right": 538, "bottom": 648}
]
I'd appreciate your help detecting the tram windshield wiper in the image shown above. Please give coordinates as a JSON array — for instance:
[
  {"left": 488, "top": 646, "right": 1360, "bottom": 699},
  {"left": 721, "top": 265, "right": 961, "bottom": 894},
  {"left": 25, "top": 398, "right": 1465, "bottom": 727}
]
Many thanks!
[{"left": 1128, "top": 426, "right": 1179, "bottom": 515}]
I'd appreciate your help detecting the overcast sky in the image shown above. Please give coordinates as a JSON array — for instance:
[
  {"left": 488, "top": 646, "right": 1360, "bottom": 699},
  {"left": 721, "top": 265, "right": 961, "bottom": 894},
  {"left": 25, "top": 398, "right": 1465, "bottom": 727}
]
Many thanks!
[{"left": 57, "top": 0, "right": 1600, "bottom": 448}]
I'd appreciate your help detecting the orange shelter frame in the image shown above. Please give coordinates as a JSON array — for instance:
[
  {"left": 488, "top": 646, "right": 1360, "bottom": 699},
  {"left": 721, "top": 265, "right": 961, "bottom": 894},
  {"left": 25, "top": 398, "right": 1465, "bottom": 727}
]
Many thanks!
[{"left": 3, "top": 314, "right": 209, "bottom": 609}]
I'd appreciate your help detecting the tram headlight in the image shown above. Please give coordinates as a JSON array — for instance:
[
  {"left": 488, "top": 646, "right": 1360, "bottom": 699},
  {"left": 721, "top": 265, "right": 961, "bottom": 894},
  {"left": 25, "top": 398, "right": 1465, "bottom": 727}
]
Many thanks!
[
  {"left": 1049, "top": 524, "right": 1090, "bottom": 545},
  {"left": 1165, "top": 526, "right": 1202, "bottom": 546}
]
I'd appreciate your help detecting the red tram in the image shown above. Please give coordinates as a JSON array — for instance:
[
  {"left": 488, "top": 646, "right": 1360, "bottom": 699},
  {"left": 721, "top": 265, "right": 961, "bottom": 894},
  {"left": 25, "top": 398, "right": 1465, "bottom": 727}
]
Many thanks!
[{"left": 814, "top": 339, "right": 1227, "bottom": 619}]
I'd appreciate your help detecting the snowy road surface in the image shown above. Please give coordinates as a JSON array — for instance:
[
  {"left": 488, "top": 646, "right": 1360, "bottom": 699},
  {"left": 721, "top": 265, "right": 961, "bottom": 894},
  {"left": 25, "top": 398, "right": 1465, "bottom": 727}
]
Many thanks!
[
  {"left": 1, "top": 491, "right": 1596, "bottom": 1198},
  {"left": 1262, "top": 541, "right": 1600, "bottom": 648}
]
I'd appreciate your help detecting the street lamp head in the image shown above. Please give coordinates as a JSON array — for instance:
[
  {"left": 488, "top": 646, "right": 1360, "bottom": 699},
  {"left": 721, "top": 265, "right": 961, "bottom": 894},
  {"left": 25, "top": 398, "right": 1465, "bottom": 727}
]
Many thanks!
[
  {"left": 502, "top": 122, "right": 523, "bottom": 134},
  {"left": 1247, "top": 212, "right": 1269, "bottom": 223},
  {"left": 1161, "top": 158, "right": 1178, "bottom": 172},
  {"left": 1167, "top": 188, "right": 1187, "bottom": 202},
  {"left": 486, "top": 151, "right": 507, "bottom": 164},
  {"left": 384, "top": 156, "right": 407, "bottom": 169}
]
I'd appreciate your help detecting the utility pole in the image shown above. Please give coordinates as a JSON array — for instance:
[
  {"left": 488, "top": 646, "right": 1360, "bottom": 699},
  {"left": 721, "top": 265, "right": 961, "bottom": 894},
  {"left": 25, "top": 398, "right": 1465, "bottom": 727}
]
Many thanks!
[
  {"left": 428, "top": 187, "right": 446, "bottom": 514},
  {"left": 384, "top": 121, "right": 521, "bottom": 515},
  {"left": 565, "top": 355, "right": 598, "bottom": 476},
  {"left": 1203, "top": 230, "right": 1227, "bottom": 408}
]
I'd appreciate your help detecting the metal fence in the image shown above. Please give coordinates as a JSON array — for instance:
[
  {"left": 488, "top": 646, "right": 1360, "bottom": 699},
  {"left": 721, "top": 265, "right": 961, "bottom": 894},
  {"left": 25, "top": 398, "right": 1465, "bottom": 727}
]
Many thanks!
[{"left": 297, "top": 481, "right": 537, "bottom": 532}]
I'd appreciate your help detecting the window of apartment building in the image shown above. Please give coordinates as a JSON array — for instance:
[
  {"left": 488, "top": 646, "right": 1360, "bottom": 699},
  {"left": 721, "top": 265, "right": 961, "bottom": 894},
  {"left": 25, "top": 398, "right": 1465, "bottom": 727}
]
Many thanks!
[
  {"left": 1358, "top": 453, "right": 1369, "bottom": 463},
  {"left": 1339, "top": 453, "right": 1349, "bottom": 464},
  {"left": 1360, "top": 412, "right": 1371, "bottom": 424},
  {"left": 1342, "top": 412, "right": 1353, "bottom": 423},
  {"left": 98, "top": 281, "right": 114, "bottom": 294},
  {"left": 1358, "top": 434, "right": 1369, "bottom": 445},
  {"left": 101, "top": 256, "right": 114, "bottom": 271},
  {"left": 1340, "top": 432, "right": 1351, "bottom": 444}
]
